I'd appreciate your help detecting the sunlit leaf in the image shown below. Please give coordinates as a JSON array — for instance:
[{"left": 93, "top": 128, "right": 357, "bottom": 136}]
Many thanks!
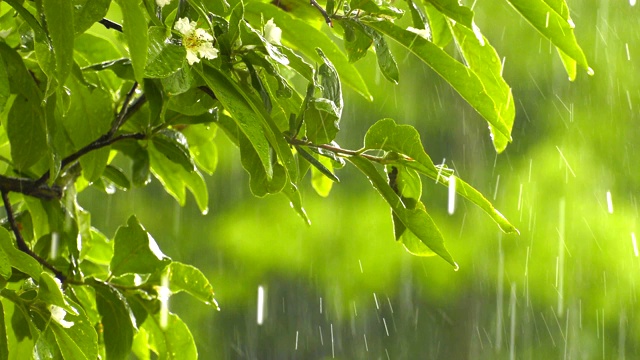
[
  {"left": 182, "top": 124, "right": 218, "bottom": 175},
  {"left": 152, "top": 130, "right": 196, "bottom": 173},
  {"left": 148, "top": 262, "right": 218, "bottom": 308},
  {"left": 110, "top": 216, "right": 171, "bottom": 277},
  {"left": 505, "top": 0, "right": 590, "bottom": 74},
  {"left": 450, "top": 22, "right": 515, "bottom": 152},
  {"left": 336, "top": 19, "right": 373, "bottom": 63},
  {"left": 0, "top": 301, "right": 8, "bottom": 359},
  {"left": 282, "top": 182, "right": 311, "bottom": 225},
  {"left": 50, "top": 297, "right": 98, "bottom": 360},
  {"left": 143, "top": 312, "right": 197, "bottom": 360},
  {"left": 424, "top": 3, "right": 452, "bottom": 48},
  {"left": 425, "top": 0, "right": 473, "bottom": 28},
  {"left": 37, "top": 272, "right": 77, "bottom": 315},
  {"left": 310, "top": 154, "right": 336, "bottom": 197}
]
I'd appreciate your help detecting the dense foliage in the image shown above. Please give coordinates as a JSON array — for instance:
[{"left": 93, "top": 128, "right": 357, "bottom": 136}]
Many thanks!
[{"left": 0, "top": 0, "right": 588, "bottom": 357}]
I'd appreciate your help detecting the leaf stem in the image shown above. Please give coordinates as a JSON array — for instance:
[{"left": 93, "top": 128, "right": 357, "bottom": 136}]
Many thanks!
[
  {"left": 1, "top": 191, "right": 66, "bottom": 281},
  {"left": 108, "top": 82, "right": 139, "bottom": 138}
]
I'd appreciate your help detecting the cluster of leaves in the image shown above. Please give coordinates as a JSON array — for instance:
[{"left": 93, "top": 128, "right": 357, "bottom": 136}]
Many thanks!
[{"left": 0, "top": 0, "right": 587, "bottom": 358}]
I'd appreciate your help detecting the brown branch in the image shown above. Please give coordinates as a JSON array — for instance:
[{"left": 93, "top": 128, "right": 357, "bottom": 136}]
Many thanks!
[
  {"left": 108, "top": 82, "right": 139, "bottom": 138},
  {"left": 0, "top": 175, "right": 61, "bottom": 200},
  {"left": 2, "top": 191, "right": 66, "bottom": 281}
]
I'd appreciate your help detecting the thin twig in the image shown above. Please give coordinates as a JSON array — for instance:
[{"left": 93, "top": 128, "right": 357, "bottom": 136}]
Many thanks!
[
  {"left": 1, "top": 191, "right": 66, "bottom": 281},
  {"left": 309, "top": 0, "right": 333, "bottom": 27},
  {"left": 109, "top": 82, "right": 139, "bottom": 137},
  {"left": 35, "top": 133, "right": 146, "bottom": 187},
  {"left": 289, "top": 138, "right": 382, "bottom": 162},
  {"left": 99, "top": 18, "right": 123, "bottom": 32}
]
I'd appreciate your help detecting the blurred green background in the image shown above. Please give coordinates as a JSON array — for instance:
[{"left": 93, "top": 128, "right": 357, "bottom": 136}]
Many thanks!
[{"left": 81, "top": 0, "right": 639, "bottom": 358}]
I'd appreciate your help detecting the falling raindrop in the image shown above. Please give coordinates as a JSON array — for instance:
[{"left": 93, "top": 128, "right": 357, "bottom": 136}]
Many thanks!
[
  {"left": 631, "top": 0, "right": 636, "bottom": 6},
  {"left": 447, "top": 174, "right": 456, "bottom": 215},
  {"left": 631, "top": 232, "right": 639, "bottom": 257},
  {"left": 159, "top": 274, "right": 171, "bottom": 329},
  {"left": 257, "top": 286, "right": 265, "bottom": 325},
  {"left": 606, "top": 191, "right": 614, "bottom": 213},
  {"left": 50, "top": 232, "right": 59, "bottom": 260}
]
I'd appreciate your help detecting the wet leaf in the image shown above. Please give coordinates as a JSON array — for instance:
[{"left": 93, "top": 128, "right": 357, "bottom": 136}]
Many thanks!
[
  {"left": 336, "top": 19, "right": 373, "bottom": 63},
  {"left": 38, "top": 272, "right": 77, "bottom": 315},
  {"left": 425, "top": 0, "right": 473, "bottom": 28},
  {"left": 148, "top": 262, "right": 218, "bottom": 308},
  {"left": 145, "top": 27, "right": 186, "bottom": 78},
  {"left": 102, "top": 165, "right": 131, "bottom": 190},
  {"left": 151, "top": 130, "right": 195, "bottom": 173}
]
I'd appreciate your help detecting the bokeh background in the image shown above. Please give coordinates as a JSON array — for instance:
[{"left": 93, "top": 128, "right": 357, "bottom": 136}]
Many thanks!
[{"left": 82, "top": 0, "right": 639, "bottom": 358}]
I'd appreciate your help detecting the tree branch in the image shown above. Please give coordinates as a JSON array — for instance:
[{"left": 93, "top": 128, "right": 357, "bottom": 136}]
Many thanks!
[
  {"left": 35, "top": 133, "right": 146, "bottom": 187},
  {"left": 1, "top": 191, "right": 66, "bottom": 281},
  {"left": 310, "top": 0, "right": 333, "bottom": 27},
  {"left": 99, "top": 18, "right": 123, "bottom": 32},
  {"left": 288, "top": 137, "right": 382, "bottom": 162},
  {"left": 108, "top": 82, "right": 139, "bottom": 138}
]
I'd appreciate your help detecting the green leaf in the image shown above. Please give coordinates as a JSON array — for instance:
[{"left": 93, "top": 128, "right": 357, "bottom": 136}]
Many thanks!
[
  {"left": 3, "top": 0, "right": 49, "bottom": 43},
  {"left": 336, "top": 19, "right": 373, "bottom": 63},
  {"left": 425, "top": 0, "right": 473, "bottom": 28},
  {"left": 0, "top": 245, "right": 11, "bottom": 280},
  {"left": 282, "top": 182, "right": 311, "bottom": 225},
  {"left": 505, "top": 0, "right": 590, "bottom": 74},
  {"left": 83, "top": 58, "right": 135, "bottom": 81},
  {"left": 43, "top": 0, "right": 75, "bottom": 89},
  {"left": 7, "top": 95, "right": 47, "bottom": 171},
  {"left": 350, "top": 0, "right": 404, "bottom": 17},
  {"left": 365, "top": 26, "right": 399, "bottom": 84},
  {"left": 244, "top": 2, "right": 371, "bottom": 100},
  {"left": 245, "top": 60, "right": 272, "bottom": 113},
  {"left": 80, "top": 228, "right": 113, "bottom": 266},
  {"left": 116, "top": 0, "right": 148, "bottom": 83},
  {"left": 0, "top": 228, "right": 43, "bottom": 280},
  {"left": 304, "top": 49, "right": 343, "bottom": 144},
  {"left": 197, "top": 66, "right": 273, "bottom": 179},
  {"left": 145, "top": 27, "right": 187, "bottom": 78},
  {"left": 310, "top": 154, "right": 336, "bottom": 197},
  {"left": 216, "top": 113, "right": 286, "bottom": 196},
  {"left": 349, "top": 156, "right": 456, "bottom": 267},
  {"left": 450, "top": 22, "right": 515, "bottom": 152},
  {"left": 296, "top": 145, "right": 339, "bottom": 188},
  {"left": 143, "top": 312, "right": 198, "bottom": 360},
  {"left": 424, "top": 2, "right": 453, "bottom": 48},
  {"left": 38, "top": 272, "right": 78, "bottom": 315},
  {"left": 149, "top": 142, "right": 209, "bottom": 213},
  {"left": 0, "top": 43, "right": 42, "bottom": 102},
  {"left": 34, "top": 325, "right": 61, "bottom": 359},
  {"left": 110, "top": 216, "right": 170, "bottom": 277},
  {"left": 149, "top": 262, "right": 218, "bottom": 308},
  {"left": 182, "top": 124, "right": 218, "bottom": 175},
  {"left": 405, "top": 0, "right": 428, "bottom": 30},
  {"left": 63, "top": 78, "right": 113, "bottom": 181},
  {"left": 90, "top": 280, "right": 136, "bottom": 360},
  {"left": 73, "top": 0, "right": 112, "bottom": 35},
  {"left": 363, "top": 19, "right": 513, "bottom": 144},
  {"left": 152, "top": 130, "right": 195, "bottom": 173},
  {"left": 239, "top": 21, "right": 289, "bottom": 67},
  {"left": 0, "top": 56, "right": 8, "bottom": 113},
  {"left": 278, "top": 46, "right": 315, "bottom": 83},
  {"left": 364, "top": 119, "right": 517, "bottom": 233},
  {"left": 102, "top": 165, "right": 131, "bottom": 191},
  {"left": 0, "top": 301, "right": 8, "bottom": 359}
]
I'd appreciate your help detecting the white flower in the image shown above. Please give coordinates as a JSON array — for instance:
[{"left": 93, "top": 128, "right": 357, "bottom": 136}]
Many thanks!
[
  {"left": 49, "top": 305, "right": 74, "bottom": 329},
  {"left": 156, "top": 0, "right": 172, "bottom": 7},
  {"left": 407, "top": 26, "right": 431, "bottom": 40},
  {"left": 174, "top": 17, "right": 219, "bottom": 65},
  {"left": 264, "top": 19, "right": 282, "bottom": 45}
]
